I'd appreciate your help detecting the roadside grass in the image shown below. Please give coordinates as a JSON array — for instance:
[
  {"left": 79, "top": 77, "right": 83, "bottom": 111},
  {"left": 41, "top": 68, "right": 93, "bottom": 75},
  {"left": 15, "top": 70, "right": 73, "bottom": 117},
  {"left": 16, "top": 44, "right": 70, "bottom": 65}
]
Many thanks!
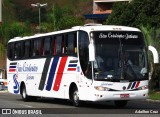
[{"left": 149, "top": 90, "right": 160, "bottom": 100}]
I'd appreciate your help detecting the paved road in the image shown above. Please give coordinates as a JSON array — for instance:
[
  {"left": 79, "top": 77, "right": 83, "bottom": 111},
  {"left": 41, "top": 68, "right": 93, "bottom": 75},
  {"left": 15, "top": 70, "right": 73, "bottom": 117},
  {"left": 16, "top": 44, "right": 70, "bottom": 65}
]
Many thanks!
[{"left": 0, "top": 91, "right": 160, "bottom": 117}]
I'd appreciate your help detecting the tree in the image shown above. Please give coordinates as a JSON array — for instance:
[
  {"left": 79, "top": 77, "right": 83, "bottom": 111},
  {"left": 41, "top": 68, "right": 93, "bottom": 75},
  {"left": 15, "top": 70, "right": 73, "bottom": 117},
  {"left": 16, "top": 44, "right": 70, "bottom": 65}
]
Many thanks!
[
  {"left": 106, "top": 0, "right": 160, "bottom": 90},
  {"left": 47, "top": 4, "right": 83, "bottom": 31},
  {"left": 141, "top": 26, "right": 160, "bottom": 90},
  {"left": 106, "top": 0, "right": 160, "bottom": 28},
  {"left": 0, "top": 22, "right": 32, "bottom": 57}
]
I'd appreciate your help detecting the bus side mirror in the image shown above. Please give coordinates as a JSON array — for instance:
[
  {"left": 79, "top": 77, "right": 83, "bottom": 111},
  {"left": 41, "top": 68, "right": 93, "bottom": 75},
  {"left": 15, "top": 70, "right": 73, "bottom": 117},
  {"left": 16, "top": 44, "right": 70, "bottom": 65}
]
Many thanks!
[
  {"left": 89, "top": 43, "right": 95, "bottom": 61},
  {"left": 148, "top": 46, "right": 159, "bottom": 63}
]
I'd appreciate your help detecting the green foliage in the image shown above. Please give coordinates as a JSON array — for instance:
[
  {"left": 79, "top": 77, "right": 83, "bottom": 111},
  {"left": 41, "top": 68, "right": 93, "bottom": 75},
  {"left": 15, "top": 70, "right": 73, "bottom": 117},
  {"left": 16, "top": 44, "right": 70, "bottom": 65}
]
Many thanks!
[
  {"left": 150, "top": 64, "right": 160, "bottom": 90},
  {"left": 0, "top": 43, "right": 5, "bottom": 58},
  {"left": 2, "top": 0, "right": 17, "bottom": 22},
  {"left": 58, "top": 16, "right": 83, "bottom": 30},
  {"left": 141, "top": 26, "right": 160, "bottom": 90},
  {"left": 0, "top": 22, "right": 32, "bottom": 44},
  {"left": 0, "top": 22, "right": 32, "bottom": 58},
  {"left": 47, "top": 4, "right": 84, "bottom": 31},
  {"left": 149, "top": 90, "right": 160, "bottom": 100},
  {"left": 48, "top": 4, "right": 63, "bottom": 31},
  {"left": 106, "top": 0, "right": 160, "bottom": 28},
  {"left": 106, "top": 0, "right": 160, "bottom": 90}
]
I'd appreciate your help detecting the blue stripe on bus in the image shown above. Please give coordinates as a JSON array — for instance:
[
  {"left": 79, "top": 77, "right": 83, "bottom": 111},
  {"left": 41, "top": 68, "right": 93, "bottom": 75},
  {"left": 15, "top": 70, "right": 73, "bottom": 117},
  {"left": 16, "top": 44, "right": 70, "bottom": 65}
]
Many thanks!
[
  {"left": 46, "top": 57, "right": 59, "bottom": 91},
  {"left": 9, "top": 66, "right": 16, "bottom": 68},
  {"left": 68, "top": 64, "right": 77, "bottom": 67},
  {"left": 131, "top": 82, "right": 136, "bottom": 89}
]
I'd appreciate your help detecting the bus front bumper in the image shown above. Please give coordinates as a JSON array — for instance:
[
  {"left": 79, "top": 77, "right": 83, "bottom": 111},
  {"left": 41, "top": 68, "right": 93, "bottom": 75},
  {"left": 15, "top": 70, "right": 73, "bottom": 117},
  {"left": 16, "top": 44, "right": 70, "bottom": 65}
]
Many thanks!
[{"left": 91, "top": 89, "right": 148, "bottom": 101}]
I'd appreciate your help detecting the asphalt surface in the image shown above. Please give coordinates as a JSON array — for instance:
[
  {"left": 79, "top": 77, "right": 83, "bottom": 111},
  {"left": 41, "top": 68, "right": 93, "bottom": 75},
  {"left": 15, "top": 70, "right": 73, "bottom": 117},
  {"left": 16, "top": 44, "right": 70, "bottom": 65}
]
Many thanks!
[{"left": 0, "top": 90, "right": 160, "bottom": 117}]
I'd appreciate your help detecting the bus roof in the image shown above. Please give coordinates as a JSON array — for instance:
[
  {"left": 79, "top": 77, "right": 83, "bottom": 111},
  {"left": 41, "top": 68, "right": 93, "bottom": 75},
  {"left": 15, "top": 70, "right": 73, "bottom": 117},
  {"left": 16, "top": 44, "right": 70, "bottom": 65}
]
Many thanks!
[{"left": 8, "top": 24, "right": 141, "bottom": 43}]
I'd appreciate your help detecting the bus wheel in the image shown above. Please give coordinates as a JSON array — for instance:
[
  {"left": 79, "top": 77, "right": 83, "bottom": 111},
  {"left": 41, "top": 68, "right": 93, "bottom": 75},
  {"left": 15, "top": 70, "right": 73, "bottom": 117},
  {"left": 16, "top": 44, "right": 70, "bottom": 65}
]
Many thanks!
[
  {"left": 72, "top": 87, "right": 81, "bottom": 107},
  {"left": 114, "top": 100, "right": 128, "bottom": 108},
  {"left": 21, "top": 85, "right": 30, "bottom": 101}
]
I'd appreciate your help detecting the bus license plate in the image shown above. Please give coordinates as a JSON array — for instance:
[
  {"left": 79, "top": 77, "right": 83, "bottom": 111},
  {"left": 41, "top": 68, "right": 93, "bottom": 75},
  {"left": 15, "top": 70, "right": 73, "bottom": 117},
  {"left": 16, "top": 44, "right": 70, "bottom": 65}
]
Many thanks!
[{"left": 120, "top": 94, "right": 129, "bottom": 98}]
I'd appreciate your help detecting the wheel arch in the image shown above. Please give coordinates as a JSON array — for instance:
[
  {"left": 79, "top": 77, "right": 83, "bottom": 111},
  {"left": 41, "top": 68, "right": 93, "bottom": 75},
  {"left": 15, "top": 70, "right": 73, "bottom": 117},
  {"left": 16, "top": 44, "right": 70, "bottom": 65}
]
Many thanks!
[{"left": 69, "top": 82, "right": 78, "bottom": 100}]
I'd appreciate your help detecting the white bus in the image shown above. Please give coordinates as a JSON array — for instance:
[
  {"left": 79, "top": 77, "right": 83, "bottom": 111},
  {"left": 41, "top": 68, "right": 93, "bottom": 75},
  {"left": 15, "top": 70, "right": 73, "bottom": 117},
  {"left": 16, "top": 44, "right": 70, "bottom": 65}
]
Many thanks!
[{"left": 7, "top": 24, "right": 158, "bottom": 107}]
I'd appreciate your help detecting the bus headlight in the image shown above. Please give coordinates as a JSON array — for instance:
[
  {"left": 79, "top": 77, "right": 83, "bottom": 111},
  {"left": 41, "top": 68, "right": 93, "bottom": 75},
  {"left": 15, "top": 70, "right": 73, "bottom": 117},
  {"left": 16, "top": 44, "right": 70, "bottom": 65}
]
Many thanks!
[
  {"left": 138, "top": 85, "right": 148, "bottom": 90},
  {"left": 94, "top": 86, "right": 110, "bottom": 91}
]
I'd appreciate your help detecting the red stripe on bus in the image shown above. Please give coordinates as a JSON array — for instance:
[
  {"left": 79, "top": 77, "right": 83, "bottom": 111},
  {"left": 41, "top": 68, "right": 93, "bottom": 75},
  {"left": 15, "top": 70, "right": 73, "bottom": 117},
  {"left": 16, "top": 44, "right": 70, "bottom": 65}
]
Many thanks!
[
  {"left": 53, "top": 57, "right": 68, "bottom": 91},
  {"left": 9, "top": 69, "right": 16, "bottom": 72},
  {"left": 135, "top": 81, "right": 140, "bottom": 88},
  {"left": 67, "top": 68, "right": 76, "bottom": 71}
]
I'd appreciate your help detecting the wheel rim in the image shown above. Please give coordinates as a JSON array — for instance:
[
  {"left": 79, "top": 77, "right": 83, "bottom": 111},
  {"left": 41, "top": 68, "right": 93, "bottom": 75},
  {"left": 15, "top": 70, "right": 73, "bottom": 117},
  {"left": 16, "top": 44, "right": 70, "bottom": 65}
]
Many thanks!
[{"left": 73, "top": 90, "right": 79, "bottom": 104}]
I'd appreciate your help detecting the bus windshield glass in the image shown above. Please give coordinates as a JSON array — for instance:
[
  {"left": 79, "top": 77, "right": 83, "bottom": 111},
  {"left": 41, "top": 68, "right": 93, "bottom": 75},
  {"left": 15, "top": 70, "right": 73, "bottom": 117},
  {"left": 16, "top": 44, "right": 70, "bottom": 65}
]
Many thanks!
[{"left": 92, "top": 31, "right": 148, "bottom": 82}]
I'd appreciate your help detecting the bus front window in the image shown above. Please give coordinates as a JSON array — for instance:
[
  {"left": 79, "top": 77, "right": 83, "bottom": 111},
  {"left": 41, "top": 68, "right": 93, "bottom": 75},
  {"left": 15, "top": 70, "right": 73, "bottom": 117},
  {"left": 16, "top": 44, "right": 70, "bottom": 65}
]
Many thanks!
[{"left": 93, "top": 31, "right": 148, "bottom": 82}]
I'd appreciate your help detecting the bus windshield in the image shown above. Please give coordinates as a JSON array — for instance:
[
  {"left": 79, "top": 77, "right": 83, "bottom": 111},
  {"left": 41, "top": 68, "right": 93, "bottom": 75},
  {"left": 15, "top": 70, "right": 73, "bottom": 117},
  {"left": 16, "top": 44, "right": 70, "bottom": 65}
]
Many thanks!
[{"left": 93, "top": 31, "right": 148, "bottom": 82}]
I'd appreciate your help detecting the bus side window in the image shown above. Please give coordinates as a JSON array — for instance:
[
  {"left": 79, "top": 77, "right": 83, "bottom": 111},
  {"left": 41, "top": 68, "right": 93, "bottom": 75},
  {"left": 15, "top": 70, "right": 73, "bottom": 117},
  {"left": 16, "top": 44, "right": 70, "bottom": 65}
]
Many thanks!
[
  {"left": 8, "top": 43, "right": 14, "bottom": 59},
  {"left": 78, "top": 31, "right": 89, "bottom": 78},
  {"left": 44, "top": 37, "right": 51, "bottom": 56},
  {"left": 55, "top": 35, "right": 62, "bottom": 55},
  {"left": 14, "top": 43, "right": 19, "bottom": 59},
  {"left": 32, "top": 40, "right": 37, "bottom": 56},
  {"left": 39, "top": 39, "right": 44, "bottom": 56},
  {"left": 32, "top": 39, "right": 41, "bottom": 57},
  {"left": 24, "top": 40, "right": 31, "bottom": 58},
  {"left": 62, "top": 36, "right": 65, "bottom": 54},
  {"left": 17, "top": 42, "right": 23, "bottom": 59},
  {"left": 51, "top": 37, "right": 56, "bottom": 55},
  {"left": 67, "top": 33, "right": 76, "bottom": 55}
]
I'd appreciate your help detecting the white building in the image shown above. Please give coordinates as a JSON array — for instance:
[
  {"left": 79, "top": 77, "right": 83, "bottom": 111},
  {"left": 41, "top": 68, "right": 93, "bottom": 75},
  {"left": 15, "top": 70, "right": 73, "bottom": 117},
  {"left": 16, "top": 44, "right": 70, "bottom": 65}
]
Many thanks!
[{"left": 85, "top": 0, "right": 131, "bottom": 23}]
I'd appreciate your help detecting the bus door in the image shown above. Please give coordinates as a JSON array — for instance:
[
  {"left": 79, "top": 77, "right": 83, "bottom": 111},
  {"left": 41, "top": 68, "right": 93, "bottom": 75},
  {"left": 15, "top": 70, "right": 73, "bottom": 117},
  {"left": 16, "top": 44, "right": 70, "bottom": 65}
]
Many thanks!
[{"left": 79, "top": 62, "right": 93, "bottom": 100}]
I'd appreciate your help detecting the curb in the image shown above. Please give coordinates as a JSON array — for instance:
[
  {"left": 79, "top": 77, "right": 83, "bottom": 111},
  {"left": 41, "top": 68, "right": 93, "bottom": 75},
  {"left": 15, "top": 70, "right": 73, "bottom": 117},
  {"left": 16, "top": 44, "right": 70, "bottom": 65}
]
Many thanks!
[
  {"left": 146, "top": 99, "right": 160, "bottom": 103},
  {"left": 0, "top": 89, "right": 8, "bottom": 93}
]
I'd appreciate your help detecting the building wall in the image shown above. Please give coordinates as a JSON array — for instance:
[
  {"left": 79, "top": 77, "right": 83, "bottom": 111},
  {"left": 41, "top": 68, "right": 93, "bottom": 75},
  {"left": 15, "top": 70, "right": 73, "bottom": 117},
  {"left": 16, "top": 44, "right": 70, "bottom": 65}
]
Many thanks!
[
  {"left": 93, "top": 2, "right": 113, "bottom": 14},
  {"left": 0, "top": 51, "right": 7, "bottom": 79},
  {"left": 93, "top": 0, "right": 131, "bottom": 14},
  {"left": 0, "top": 55, "right": 6, "bottom": 69}
]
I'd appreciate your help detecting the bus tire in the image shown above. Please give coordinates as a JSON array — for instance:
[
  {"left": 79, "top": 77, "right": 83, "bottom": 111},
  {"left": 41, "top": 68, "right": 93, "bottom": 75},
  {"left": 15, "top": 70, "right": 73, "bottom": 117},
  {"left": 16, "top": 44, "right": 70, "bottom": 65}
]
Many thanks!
[
  {"left": 71, "top": 87, "right": 82, "bottom": 107},
  {"left": 21, "top": 85, "right": 31, "bottom": 101},
  {"left": 114, "top": 100, "right": 128, "bottom": 108}
]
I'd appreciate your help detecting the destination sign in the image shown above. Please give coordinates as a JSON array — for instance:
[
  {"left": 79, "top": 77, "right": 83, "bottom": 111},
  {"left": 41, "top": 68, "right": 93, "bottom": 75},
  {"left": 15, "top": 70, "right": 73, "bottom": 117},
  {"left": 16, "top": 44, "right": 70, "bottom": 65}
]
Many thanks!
[
  {"left": 93, "top": 31, "right": 144, "bottom": 45},
  {"left": 99, "top": 32, "right": 138, "bottom": 40},
  {"left": 93, "top": 31, "right": 141, "bottom": 40}
]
